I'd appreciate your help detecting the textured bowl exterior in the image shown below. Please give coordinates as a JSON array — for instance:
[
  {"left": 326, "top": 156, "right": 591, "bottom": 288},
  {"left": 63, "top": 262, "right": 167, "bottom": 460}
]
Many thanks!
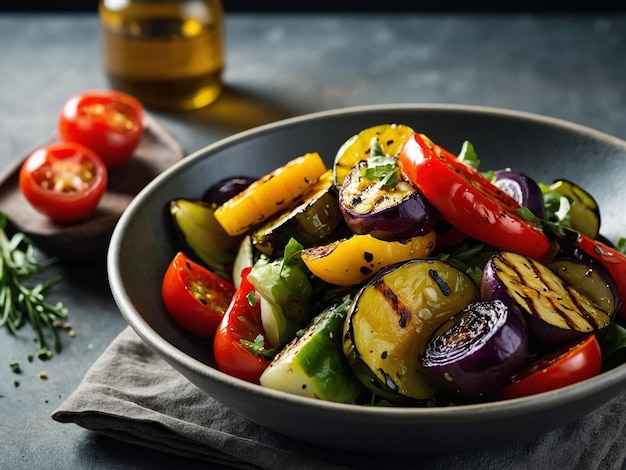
[{"left": 108, "top": 104, "right": 626, "bottom": 456}]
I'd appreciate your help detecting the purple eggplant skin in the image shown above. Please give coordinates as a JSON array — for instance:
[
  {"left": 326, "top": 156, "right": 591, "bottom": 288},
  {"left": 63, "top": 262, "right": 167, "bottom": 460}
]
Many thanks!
[
  {"left": 203, "top": 176, "right": 256, "bottom": 206},
  {"left": 420, "top": 300, "right": 528, "bottom": 401},
  {"left": 493, "top": 169, "right": 546, "bottom": 219},
  {"left": 339, "top": 161, "right": 441, "bottom": 241},
  {"left": 482, "top": 251, "right": 614, "bottom": 348}
]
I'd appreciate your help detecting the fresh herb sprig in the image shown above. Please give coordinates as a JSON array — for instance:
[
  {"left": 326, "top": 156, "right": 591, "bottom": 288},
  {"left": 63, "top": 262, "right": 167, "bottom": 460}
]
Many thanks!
[
  {"left": 359, "top": 138, "right": 401, "bottom": 187},
  {"left": 0, "top": 212, "right": 69, "bottom": 359}
]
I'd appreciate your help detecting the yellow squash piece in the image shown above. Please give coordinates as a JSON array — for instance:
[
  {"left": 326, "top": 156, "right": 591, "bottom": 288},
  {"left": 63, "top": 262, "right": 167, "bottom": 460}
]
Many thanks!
[
  {"left": 214, "top": 152, "right": 327, "bottom": 236},
  {"left": 300, "top": 231, "right": 437, "bottom": 287}
]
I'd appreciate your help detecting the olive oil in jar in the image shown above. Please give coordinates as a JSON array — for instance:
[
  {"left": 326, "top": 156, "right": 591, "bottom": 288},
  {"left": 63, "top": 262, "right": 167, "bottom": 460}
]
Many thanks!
[{"left": 99, "top": 0, "right": 224, "bottom": 111}]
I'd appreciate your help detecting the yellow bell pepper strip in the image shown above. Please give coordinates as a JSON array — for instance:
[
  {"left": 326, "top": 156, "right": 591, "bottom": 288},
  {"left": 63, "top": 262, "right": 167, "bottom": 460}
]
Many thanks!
[
  {"left": 214, "top": 152, "right": 327, "bottom": 236},
  {"left": 300, "top": 231, "right": 437, "bottom": 287},
  {"left": 333, "top": 123, "right": 415, "bottom": 187}
]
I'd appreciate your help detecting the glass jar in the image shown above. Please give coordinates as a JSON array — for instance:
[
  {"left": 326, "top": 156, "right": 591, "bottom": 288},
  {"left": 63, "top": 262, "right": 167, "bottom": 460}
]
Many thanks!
[{"left": 99, "top": 0, "right": 224, "bottom": 111}]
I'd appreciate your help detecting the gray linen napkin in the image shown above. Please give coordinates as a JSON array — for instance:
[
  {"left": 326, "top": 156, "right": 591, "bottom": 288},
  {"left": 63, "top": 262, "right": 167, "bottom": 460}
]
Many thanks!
[{"left": 52, "top": 327, "right": 626, "bottom": 470}]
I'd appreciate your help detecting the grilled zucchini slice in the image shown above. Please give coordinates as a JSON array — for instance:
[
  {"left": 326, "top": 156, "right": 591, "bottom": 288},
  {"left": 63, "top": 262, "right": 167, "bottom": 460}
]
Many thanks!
[{"left": 343, "top": 258, "right": 479, "bottom": 402}]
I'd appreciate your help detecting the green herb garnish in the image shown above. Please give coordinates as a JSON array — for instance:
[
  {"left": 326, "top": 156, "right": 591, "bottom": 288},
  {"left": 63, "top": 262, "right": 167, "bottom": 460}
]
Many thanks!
[
  {"left": 359, "top": 138, "right": 401, "bottom": 187},
  {"left": 240, "top": 334, "right": 277, "bottom": 358},
  {"left": 457, "top": 140, "right": 480, "bottom": 169},
  {"left": 0, "top": 212, "right": 69, "bottom": 359}
]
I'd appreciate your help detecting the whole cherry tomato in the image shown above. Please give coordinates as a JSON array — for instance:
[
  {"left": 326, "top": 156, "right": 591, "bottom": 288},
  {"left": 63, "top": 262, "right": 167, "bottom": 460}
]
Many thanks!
[
  {"left": 398, "top": 133, "right": 554, "bottom": 262},
  {"left": 162, "top": 252, "right": 236, "bottom": 338},
  {"left": 214, "top": 267, "right": 273, "bottom": 383},
  {"left": 58, "top": 89, "right": 145, "bottom": 169},
  {"left": 495, "top": 335, "right": 602, "bottom": 400},
  {"left": 19, "top": 142, "right": 108, "bottom": 222}
]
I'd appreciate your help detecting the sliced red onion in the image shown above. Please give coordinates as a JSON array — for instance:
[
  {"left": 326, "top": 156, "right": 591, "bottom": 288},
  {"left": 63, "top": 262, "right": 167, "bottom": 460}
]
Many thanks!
[
  {"left": 493, "top": 169, "right": 546, "bottom": 219},
  {"left": 420, "top": 300, "right": 528, "bottom": 401}
]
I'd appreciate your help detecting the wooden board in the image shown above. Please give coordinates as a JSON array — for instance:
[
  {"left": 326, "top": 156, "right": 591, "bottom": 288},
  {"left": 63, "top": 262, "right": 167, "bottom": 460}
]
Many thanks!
[{"left": 0, "top": 113, "right": 185, "bottom": 263}]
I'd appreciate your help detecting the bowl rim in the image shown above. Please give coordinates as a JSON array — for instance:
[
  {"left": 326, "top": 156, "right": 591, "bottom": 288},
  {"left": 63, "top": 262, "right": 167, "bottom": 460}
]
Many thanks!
[{"left": 107, "top": 102, "right": 626, "bottom": 421}]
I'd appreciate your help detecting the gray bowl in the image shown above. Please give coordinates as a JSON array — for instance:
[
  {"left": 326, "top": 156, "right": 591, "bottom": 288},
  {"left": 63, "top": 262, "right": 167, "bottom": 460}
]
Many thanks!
[{"left": 107, "top": 104, "right": 626, "bottom": 455}]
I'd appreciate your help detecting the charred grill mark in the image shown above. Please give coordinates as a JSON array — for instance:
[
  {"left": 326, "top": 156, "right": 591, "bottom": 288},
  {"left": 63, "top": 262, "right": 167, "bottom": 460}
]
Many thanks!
[
  {"left": 495, "top": 252, "right": 608, "bottom": 332},
  {"left": 428, "top": 269, "right": 451, "bottom": 296},
  {"left": 363, "top": 251, "right": 374, "bottom": 263},
  {"left": 374, "top": 279, "right": 412, "bottom": 328},
  {"left": 359, "top": 266, "right": 373, "bottom": 276}
]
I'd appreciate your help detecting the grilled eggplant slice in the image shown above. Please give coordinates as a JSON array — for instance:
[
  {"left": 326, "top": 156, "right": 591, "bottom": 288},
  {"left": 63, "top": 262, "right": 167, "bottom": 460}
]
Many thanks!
[
  {"left": 333, "top": 123, "right": 415, "bottom": 187},
  {"left": 548, "top": 257, "right": 619, "bottom": 323},
  {"left": 251, "top": 170, "right": 343, "bottom": 258},
  {"left": 339, "top": 160, "right": 441, "bottom": 241},
  {"left": 493, "top": 169, "right": 546, "bottom": 219},
  {"left": 482, "top": 251, "right": 614, "bottom": 347},
  {"left": 343, "top": 258, "right": 480, "bottom": 402},
  {"left": 260, "top": 296, "right": 365, "bottom": 403}
]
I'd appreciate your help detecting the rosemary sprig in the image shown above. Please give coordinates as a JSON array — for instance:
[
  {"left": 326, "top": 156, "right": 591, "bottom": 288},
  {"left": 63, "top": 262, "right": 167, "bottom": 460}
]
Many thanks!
[{"left": 0, "top": 212, "right": 69, "bottom": 359}]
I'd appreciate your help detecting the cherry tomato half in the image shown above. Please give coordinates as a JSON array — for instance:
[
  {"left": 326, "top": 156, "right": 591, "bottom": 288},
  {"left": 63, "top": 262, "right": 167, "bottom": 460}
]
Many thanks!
[
  {"left": 398, "top": 133, "right": 554, "bottom": 262},
  {"left": 19, "top": 142, "right": 108, "bottom": 222},
  {"left": 214, "top": 267, "right": 272, "bottom": 383},
  {"left": 58, "top": 89, "right": 145, "bottom": 169},
  {"left": 162, "top": 252, "right": 236, "bottom": 338},
  {"left": 495, "top": 335, "right": 602, "bottom": 400}
]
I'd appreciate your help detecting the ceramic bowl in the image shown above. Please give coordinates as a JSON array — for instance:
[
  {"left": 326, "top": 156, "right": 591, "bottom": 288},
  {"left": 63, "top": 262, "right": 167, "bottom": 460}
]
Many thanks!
[{"left": 107, "top": 104, "right": 626, "bottom": 455}]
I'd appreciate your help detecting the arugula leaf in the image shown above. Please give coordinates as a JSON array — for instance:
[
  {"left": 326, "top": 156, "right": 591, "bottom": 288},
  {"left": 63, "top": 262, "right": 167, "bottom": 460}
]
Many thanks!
[
  {"left": 600, "top": 321, "right": 626, "bottom": 371},
  {"left": 359, "top": 137, "right": 401, "bottom": 187},
  {"left": 457, "top": 140, "right": 480, "bottom": 169},
  {"left": 436, "top": 242, "right": 496, "bottom": 287},
  {"left": 240, "top": 333, "right": 277, "bottom": 358}
]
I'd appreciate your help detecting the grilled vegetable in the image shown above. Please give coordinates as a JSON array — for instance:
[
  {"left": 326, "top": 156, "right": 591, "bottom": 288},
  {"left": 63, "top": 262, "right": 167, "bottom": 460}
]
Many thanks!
[
  {"left": 572, "top": 234, "right": 626, "bottom": 320},
  {"left": 203, "top": 176, "right": 255, "bottom": 206},
  {"left": 251, "top": 170, "right": 343, "bottom": 257},
  {"left": 168, "top": 198, "right": 240, "bottom": 277},
  {"left": 260, "top": 296, "right": 365, "bottom": 403},
  {"left": 300, "top": 231, "right": 436, "bottom": 287},
  {"left": 232, "top": 235, "right": 255, "bottom": 288},
  {"left": 339, "top": 159, "right": 440, "bottom": 241},
  {"left": 496, "top": 335, "right": 602, "bottom": 400},
  {"left": 399, "top": 133, "right": 554, "bottom": 262},
  {"left": 343, "top": 258, "right": 480, "bottom": 402},
  {"left": 547, "top": 179, "right": 601, "bottom": 239},
  {"left": 493, "top": 169, "right": 546, "bottom": 219},
  {"left": 214, "top": 152, "right": 327, "bottom": 236},
  {"left": 548, "top": 257, "right": 619, "bottom": 322},
  {"left": 482, "top": 251, "right": 613, "bottom": 347},
  {"left": 420, "top": 300, "right": 528, "bottom": 401},
  {"left": 333, "top": 123, "right": 415, "bottom": 187},
  {"left": 247, "top": 239, "right": 315, "bottom": 348}
]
